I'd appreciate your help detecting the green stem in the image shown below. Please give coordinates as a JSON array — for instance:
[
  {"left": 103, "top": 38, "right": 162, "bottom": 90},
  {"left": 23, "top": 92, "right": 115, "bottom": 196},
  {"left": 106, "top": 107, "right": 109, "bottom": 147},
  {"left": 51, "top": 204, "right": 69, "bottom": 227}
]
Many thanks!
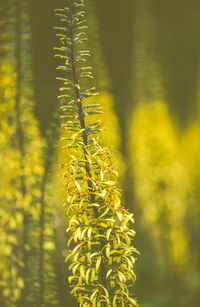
[
  {"left": 69, "top": 0, "right": 97, "bottom": 213},
  {"left": 68, "top": 0, "right": 108, "bottom": 299}
]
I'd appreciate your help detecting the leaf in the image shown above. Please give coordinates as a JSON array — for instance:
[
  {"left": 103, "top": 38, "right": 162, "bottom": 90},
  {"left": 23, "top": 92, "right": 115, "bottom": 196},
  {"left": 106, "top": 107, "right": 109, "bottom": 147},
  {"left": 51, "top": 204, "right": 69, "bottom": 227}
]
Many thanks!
[
  {"left": 80, "top": 265, "right": 85, "bottom": 278},
  {"left": 106, "top": 228, "right": 112, "bottom": 241},
  {"left": 65, "top": 253, "right": 72, "bottom": 263},
  {"left": 76, "top": 227, "right": 82, "bottom": 240},
  {"left": 75, "top": 181, "right": 82, "bottom": 192},
  {"left": 56, "top": 65, "right": 71, "bottom": 71},
  {"left": 57, "top": 94, "right": 72, "bottom": 99},
  {"left": 53, "top": 26, "right": 67, "bottom": 31},
  {"left": 100, "top": 169, "right": 104, "bottom": 181},
  {"left": 116, "top": 211, "right": 123, "bottom": 222},
  {"left": 118, "top": 271, "right": 126, "bottom": 282},
  {"left": 74, "top": 83, "right": 80, "bottom": 90},
  {"left": 87, "top": 227, "right": 92, "bottom": 239},
  {"left": 80, "top": 74, "right": 94, "bottom": 79},
  {"left": 56, "top": 77, "right": 70, "bottom": 82},
  {"left": 106, "top": 269, "right": 112, "bottom": 279},
  {"left": 95, "top": 256, "right": 101, "bottom": 272},
  {"left": 56, "top": 33, "right": 67, "bottom": 38},
  {"left": 113, "top": 295, "right": 118, "bottom": 307},
  {"left": 103, "top": 181, "right": 116, "bottom": 186},
  {"left": 72, "top": 263, "right": 80, "bottom": 275},
  {"left": 55, "top": 13, "right": 68, "bottom": 18},
  {"left": 90, "top": 268, "right": 96, "bottom": 282},
  {"left": 54, "top": 46, "right": 69, "bottom": 52},
  {"left": 129, "top": 297, "right": 138, "bottom": 306},
  {"left": 85, "top": 268, "right": 91, "bottom": 285},
  {"left": 54, "top": 8, "right": 65, "bottom": 12},
  {"left": 72, "top": 242, "right": 83, "bottom": 255},
  {"left": 68, "top": 276, "right": 78, "bottom": 283},
  {"left": 81, "top": 228, "right": 88, "bottom": 239},
  {"left": 79, "top": 66, "right": 92, "bottom": 71},
  {"left": 90, "top": 252, "right": 98, "bottom": 259},
  {"left": 106, "top": 245, "right": 110, "bottom": 258},
  {"left": 90, "top": 289, "right": 98, "bottom": 302},
  {"left": 59, "top": 87, "right": 71, "bottom": 91}
]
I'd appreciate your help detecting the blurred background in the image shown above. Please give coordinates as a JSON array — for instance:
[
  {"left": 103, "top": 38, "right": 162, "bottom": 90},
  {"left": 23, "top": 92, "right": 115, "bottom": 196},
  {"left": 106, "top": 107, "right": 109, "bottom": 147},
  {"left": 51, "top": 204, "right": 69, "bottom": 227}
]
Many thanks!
[{"left": 0, "top": 0, "right": 200, "bottom": 306}]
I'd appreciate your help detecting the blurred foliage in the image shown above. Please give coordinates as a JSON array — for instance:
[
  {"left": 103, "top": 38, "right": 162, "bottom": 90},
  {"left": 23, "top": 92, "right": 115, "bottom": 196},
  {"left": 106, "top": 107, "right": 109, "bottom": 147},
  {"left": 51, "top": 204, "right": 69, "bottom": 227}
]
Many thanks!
[
  {"left": 0, "top": 0, "right": 200, "bottom": 306},
  {"left": 151, "top": 0, "right": 200, "bottom": 126},
  {"left": 0, "top": 0, "right": 59, "bottom": 306},
  {"left": 132, "top": 0, "right": 163, "bottom": 104},
  {"left": 129, "top": 101, "right": 200, "bottom": 306},
  {"left": 128, "top": 3, "right": 200, "bottom": 305}
]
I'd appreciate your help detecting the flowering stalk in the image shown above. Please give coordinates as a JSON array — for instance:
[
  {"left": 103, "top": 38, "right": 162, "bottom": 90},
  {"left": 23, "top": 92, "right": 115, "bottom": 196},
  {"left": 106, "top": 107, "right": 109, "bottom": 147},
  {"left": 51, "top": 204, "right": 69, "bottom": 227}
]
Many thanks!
[{"left": 54, "top": 1, "right": 139, "bottom": 306}]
